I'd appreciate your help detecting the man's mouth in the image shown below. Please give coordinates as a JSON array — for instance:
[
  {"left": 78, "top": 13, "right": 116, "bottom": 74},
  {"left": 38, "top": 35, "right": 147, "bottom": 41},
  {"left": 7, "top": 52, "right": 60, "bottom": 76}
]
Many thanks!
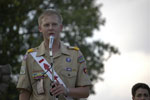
[{"left": 49, "top": 33, "right": 55, "bottom": 36}]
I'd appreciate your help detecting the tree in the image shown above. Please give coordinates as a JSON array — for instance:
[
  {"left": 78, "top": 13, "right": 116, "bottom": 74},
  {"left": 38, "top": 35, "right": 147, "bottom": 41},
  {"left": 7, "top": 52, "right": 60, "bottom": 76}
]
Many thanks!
[{"left": 0, "top": 0, "right": 119, "bottom": 99}]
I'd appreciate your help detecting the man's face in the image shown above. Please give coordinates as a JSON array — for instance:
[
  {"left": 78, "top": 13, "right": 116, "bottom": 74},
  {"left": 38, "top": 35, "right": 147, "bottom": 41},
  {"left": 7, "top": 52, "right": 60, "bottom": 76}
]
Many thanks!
[
  {"left": 133, "top": 88, "right": 150, "bottom": 100},
  {"left": 39, "top": 14, "right": 63, "bottom": 43}
]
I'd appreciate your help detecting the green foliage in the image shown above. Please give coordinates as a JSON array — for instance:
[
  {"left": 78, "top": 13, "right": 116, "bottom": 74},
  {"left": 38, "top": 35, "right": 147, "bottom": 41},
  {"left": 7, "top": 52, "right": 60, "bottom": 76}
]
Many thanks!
[{"left": 0, "top": 0, "right": 119, "bottom": 99}]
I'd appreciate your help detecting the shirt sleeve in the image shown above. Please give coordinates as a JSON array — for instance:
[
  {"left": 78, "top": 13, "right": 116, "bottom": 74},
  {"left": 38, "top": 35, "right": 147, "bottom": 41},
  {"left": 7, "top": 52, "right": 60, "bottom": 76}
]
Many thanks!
[
  {"left": 16, "top": 53, "right": 32, "bottom": 92},
  {"left": 76, "top": 50, "right": 91, "bottom": 87}
]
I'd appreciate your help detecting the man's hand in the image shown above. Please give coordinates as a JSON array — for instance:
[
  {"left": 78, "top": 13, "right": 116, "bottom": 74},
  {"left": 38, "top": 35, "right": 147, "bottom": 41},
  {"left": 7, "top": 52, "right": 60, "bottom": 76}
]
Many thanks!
[
  {"left": 50, "top": 82, "right": 68, "bottom": 96},
  {"left": 50, "top": 82, "right": 90, "bottom": 98},
  {"left": 19, "top": 89, "right": 31, "bottom": 100}
]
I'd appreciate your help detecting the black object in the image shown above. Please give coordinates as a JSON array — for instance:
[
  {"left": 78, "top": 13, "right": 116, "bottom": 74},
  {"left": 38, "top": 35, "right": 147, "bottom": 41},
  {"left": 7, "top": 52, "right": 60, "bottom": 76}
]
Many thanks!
[{"left": 50, "top": 83, "right": 59, "bottom": 98}]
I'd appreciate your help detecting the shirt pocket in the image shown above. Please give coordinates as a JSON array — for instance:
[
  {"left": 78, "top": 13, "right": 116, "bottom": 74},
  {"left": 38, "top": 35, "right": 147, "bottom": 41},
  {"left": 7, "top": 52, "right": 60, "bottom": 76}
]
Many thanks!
[
  {"left": 60, "top": 70, "right": 77, "bottom": 87},
  {"left": 32, "top": 71, "right": 48, "bottom": 95}
]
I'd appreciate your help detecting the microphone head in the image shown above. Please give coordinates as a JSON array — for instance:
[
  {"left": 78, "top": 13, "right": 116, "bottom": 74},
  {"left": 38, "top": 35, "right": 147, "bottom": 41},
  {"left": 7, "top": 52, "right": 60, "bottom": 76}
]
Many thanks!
[
  {"left": 49, "top": 35, "right": 55, "bottom": 49},
  {"left": 50, "top": 35, "right": 54, "bottom": 40}
]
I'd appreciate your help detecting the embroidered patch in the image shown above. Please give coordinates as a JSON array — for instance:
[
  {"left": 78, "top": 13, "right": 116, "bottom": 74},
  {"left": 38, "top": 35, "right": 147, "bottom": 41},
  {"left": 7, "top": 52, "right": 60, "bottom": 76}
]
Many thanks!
[
  {"left": 83, "top": 68, "right": 87, "bottom": 74},
  {"left": 66, "top": 57, "right": 71, "bottom": 62},
  {"left": 32, "top": 72, "right": 47, "bottom": 79},
  {"left": 65, "top": 67, "right": 72, "bottom": 71},
  {"left": 39, "top": 59, "right": 44, "bottom": 63},
  {"left": 54, "top": 75, "right": 59, "bottom": 83},
  {"left": 20, "top": 66, "right": 26, "bottom": 74},
  {"left": 44, "top": 63, "right": 51, "bottom": 71},
  {"left": 78, "top": 56, "right": 85, "bottom": 63}
]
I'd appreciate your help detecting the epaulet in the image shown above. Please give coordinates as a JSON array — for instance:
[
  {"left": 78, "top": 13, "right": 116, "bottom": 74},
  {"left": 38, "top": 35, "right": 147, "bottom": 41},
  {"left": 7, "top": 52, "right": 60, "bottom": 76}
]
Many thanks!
[
  {"left": 27, "top": 48, "right": 34, "bottom": 53},
  {"left": 68, "top": 46, "right": 79, "bottom": 51}
]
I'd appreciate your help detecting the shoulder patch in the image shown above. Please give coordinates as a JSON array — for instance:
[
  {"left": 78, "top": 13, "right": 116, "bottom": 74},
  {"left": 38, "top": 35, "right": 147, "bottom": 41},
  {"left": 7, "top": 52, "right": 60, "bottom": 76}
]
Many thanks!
[
  {"left": 68, "top": 46, "right": 79, "bottom": 51},
  {"left": 27, "top": 48, "right": 34, "bottom": 53},
  {"left": 78, "top": 56, "right": 85, "bottom": 63}
]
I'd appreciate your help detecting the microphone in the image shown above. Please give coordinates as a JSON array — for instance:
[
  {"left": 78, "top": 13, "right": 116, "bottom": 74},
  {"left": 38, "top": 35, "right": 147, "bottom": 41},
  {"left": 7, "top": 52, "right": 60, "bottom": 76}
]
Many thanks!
[{"left": 49, "top": 35, "right": 55, "bottom": 49}]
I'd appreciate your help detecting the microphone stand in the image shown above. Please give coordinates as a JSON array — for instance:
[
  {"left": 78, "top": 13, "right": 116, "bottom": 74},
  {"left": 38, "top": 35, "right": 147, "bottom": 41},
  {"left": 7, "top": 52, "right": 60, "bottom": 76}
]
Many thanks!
[{"left": 49, "top": 36, "right": 57, "bottom": 100}]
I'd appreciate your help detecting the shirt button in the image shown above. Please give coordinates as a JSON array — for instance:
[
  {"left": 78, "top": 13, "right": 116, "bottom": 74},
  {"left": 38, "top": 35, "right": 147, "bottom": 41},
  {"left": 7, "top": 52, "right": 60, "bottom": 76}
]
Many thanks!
[{"left": 68, "top": 74, "right": 70, "bottom": 76}]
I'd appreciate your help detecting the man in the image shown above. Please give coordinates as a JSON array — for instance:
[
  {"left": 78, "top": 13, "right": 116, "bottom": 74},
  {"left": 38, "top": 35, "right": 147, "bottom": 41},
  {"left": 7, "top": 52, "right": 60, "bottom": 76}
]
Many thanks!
[
  {"left": 17, "top": 9, "right": 91, "bottom": 100},
  {"left": 132, "top": 83, "right": 150, "bottom": 100}
]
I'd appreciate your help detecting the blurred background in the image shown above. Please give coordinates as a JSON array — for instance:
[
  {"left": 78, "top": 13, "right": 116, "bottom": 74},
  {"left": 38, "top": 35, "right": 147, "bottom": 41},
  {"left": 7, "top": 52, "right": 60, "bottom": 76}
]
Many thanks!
[
  {"left": 0, "top": 0, "right": 149, "bottom": 100},
  {"left": 88, "top": 0, "right": 150, "bottom": 100}
]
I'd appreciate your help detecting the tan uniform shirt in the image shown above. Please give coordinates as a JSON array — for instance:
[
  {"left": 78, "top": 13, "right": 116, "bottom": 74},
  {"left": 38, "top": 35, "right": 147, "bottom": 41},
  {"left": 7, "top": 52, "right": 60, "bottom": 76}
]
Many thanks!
[{"left": 17, "top": 41, "right": 91, "bottom": 100}]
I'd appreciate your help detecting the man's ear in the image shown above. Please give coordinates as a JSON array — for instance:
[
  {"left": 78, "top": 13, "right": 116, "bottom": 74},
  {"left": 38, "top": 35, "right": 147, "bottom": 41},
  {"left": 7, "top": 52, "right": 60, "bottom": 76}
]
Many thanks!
[
  {"left": 60, "top": 24, "right": 63, "bottom": 31},
  {"left": 39, "top": 26, "right": 42, "bottom": 32}
]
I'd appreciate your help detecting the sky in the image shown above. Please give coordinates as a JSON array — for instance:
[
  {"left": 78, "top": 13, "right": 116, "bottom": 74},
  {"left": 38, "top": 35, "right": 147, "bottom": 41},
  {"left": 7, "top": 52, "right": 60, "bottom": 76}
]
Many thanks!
[{"left": 87, "top": 0, "right": 150, "bottom": 100}]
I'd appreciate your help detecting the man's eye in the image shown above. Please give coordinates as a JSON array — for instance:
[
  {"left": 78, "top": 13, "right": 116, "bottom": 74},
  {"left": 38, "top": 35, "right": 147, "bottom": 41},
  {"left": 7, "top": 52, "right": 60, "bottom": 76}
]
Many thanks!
[
  {"left": 144, "top": 94, "right": 148, "bottom": 97},
  {"left": 137, "top": 94, "right": 142, "bottom": 97},
  {"left": 44, "top": 24, "right": 49, "bottom": 27},
  {"left": 52, "top": 23, "right": 58, "bottom": 26}
]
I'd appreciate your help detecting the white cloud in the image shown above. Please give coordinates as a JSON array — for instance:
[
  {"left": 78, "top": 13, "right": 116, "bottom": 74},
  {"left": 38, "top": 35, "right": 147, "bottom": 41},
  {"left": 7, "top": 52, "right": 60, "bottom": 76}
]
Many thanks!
[{"left": 94, "top": 0, "right": 150, "bottom": 53}]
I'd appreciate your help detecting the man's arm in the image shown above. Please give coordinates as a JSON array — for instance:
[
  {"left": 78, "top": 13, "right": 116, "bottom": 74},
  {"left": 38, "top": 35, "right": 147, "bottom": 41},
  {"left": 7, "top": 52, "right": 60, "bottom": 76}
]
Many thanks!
[
  {"left": 19, "top": 90, "right": 31, "bottom": 100},
  {"left": 69, "top": 86, "right": 90, "bottom": 98},
  {"left": 50, "top": 83, "right": 90, "bottom": 98}
]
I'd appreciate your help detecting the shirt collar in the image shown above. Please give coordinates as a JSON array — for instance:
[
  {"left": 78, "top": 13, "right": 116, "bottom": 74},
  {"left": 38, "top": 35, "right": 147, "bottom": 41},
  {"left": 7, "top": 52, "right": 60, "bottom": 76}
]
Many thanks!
[
  {"left": 36, "top": 41, "right": 46, "bottom": 57},
  {"left": 60, "top": 42, "right": 70, "bottom": 55},
  {"left": 36, "top": 41, "right": 70, "bottom": 57}
]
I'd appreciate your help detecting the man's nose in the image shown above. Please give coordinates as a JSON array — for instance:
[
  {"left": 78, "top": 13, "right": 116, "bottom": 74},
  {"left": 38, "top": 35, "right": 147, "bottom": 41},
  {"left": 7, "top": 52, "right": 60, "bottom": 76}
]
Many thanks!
[
  {"left": 141, "top": 96, "right": 146, "bottom": 100},
  {"left": 49, "top": 24, "right": 53, "bottom": 29}
]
